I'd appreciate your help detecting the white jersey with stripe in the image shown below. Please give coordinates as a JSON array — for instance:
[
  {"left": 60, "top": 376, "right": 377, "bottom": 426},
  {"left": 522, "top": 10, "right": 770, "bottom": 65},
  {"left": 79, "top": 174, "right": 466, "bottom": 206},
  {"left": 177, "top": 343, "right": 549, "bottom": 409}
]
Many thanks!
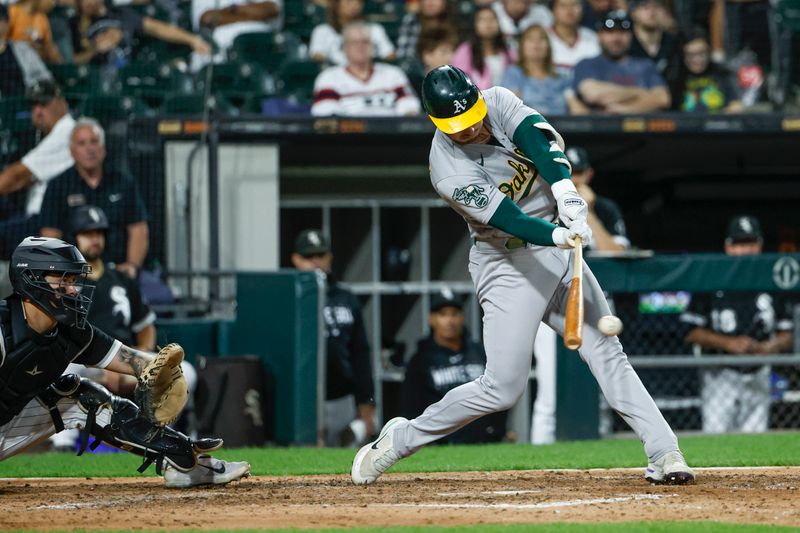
[
  {"left": 311, "top": 63, "right": 421, "bottom": 117},
  {"left": 429, "top": 86, "right": 568, "bottom": 241}
]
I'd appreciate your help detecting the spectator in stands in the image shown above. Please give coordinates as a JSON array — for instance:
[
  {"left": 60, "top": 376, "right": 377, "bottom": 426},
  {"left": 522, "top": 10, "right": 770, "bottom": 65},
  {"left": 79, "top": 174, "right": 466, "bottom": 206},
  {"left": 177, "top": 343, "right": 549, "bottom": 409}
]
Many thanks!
[
  {"left": 72, "top": 205, "right": 156, "bottom": 351},
  {"left": 0, "top": 80, "right": 74, "bottom": 260},
  {"left": 546, "top": 0, "right": 599, "bottom": 78},
  {"left": 670, "top": 27, "right": 742, "bottom": 113},
  {"left": 70, "top": 0, "right": 211, "bottom": 68},
  {"left": 723, "top": 0, "right": 770, "bottom": 71},
  {"left": 311, "top": 22, "right": 420, "bottom": 117},
  {"left": 493, "top": 0, "right": 552, "bottom": 50},
  {"left": 681, "top": 215, "right": 793, "bottom": 434},
  {"left": 39, "top": 117, "right": 149, "bottom": 278},
  {"left": 580, "top": 0, "right": 617, "bottom": 30},
  {"left": 0, "top": 4, "right": 53, "bottom": 98},
  {"left": 291, "top": 229, "right": 376, "bottom": 447},
  {"left": 628, "top": 0, "right": 679, "bottom": 79},
  {"left": 309, "top": 0, "right": 395, "bottom": 66},
  {"left": 193, "top": 0, "right": 281, "bottom": 68},
  {"left": 452, "top": 6, "right": 515, "bottom": 89},
  {"left": 396, "top": 0, "right": 457, "bottom": 63},
  {"left": 500, "top": 25, "right": 570, "bottom": 115},
  {"left": 571, "top": 10, "right": 670, "bottom": 113},
  {"left": 6, "top": 0, "right": 62, "bottom": 63},
  {"left": 402, "top": 289, "right": 506, "bottom": 444},
  {"left": 566, "top": 146, "right": 630, "bottom": 251},
  {"left": 406, "top": 26, "right": 458, "bottom": 96}
]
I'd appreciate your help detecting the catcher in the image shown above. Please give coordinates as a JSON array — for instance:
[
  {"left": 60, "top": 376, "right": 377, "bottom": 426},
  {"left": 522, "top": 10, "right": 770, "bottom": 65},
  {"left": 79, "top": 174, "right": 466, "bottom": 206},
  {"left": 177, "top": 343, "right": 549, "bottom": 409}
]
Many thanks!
[{"left": 0, "top": 237, "right": 250, "bottom": 488}]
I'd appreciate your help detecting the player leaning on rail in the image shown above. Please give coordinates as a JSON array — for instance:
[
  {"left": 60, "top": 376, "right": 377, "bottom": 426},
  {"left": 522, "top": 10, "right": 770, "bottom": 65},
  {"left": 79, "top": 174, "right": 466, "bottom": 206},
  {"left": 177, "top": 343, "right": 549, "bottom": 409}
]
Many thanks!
[
  {"left": 352, "top": 65, "right": 695, "bottom": 486},
  {"left": 0, "top": 237, "right": 250, "bottom": 488}
]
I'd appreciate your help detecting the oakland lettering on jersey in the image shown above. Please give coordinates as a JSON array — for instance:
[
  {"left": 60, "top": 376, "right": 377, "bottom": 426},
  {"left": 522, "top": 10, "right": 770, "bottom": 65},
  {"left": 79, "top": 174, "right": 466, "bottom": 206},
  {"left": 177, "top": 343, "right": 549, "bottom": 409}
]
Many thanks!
[{"left": 498, "top": 151, "right": 539, "bottom": 203}]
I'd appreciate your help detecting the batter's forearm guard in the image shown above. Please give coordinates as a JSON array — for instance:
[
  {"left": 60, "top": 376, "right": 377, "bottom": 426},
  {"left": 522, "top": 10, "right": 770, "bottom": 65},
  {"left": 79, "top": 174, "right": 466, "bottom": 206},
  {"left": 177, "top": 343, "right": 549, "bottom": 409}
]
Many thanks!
[{"left": 41, "top": 375, "right": 221, "bottom": 474}]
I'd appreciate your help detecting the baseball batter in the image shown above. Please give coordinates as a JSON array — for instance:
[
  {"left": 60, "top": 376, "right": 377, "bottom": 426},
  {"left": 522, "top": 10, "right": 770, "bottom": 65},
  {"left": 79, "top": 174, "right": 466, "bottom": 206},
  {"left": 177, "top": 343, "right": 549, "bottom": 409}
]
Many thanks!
[
  {"left": 0, "top": 237, "right": 250, "bottom": 488},
  {"left": 352, "top": 65, "right": 694, "bottom": 486}
]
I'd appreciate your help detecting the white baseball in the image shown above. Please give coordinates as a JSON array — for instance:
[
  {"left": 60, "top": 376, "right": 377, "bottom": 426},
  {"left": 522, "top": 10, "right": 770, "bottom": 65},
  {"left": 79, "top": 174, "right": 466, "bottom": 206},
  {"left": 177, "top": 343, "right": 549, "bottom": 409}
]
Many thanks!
[{"left": 598, "top": 315, "right": 623, "bottom": 336}]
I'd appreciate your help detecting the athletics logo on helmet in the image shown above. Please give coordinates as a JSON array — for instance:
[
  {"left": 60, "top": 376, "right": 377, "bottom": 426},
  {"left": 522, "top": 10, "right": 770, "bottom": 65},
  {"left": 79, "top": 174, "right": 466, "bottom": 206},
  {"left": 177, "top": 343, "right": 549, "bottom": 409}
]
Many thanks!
[
  {"left": 9, "top": 237, "right": 94, "bottom": 329},
  {"left": 422, "top": 65, "right": 487, "bottom": 134}
]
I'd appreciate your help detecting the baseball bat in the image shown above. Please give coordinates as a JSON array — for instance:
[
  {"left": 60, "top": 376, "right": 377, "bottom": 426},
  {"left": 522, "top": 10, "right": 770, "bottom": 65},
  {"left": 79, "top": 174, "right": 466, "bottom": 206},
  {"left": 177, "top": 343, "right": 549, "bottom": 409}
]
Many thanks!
[{"left": 563, "top": 236, "right": 584, "bottom": 350}]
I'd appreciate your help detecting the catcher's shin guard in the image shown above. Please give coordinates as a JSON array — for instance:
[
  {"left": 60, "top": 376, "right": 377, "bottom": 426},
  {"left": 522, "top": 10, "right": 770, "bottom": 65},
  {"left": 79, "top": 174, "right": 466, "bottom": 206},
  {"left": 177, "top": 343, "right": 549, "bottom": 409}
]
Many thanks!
[{"left": 42, "top": 375, "right": 206, "bottom": 474}]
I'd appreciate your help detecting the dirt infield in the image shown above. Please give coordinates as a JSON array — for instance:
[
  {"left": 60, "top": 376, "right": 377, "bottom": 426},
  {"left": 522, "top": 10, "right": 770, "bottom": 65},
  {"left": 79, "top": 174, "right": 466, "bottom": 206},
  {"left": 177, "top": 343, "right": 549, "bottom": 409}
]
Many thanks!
[{"left": 1, "top": 467, "right": 799, "bottom": 530}]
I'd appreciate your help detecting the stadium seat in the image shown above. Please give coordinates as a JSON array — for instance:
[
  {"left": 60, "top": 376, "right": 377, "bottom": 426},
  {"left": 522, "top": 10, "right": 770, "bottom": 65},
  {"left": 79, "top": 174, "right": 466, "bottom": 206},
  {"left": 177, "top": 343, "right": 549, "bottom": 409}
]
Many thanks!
[
  {"left": 160, "top": 92, "right": 236, "bottom": 116},
  {"left": 78, "top": 95, "right": 151, "bottom": 122},
  {"left": 195, "top": 62, "right": 275, "bottom": 110},
  {"left": 0, "top": 97, "right": 33, "bottom": 132},
  {"left": 283, "top": 1, "right": 325, "bottom": 41},
  {"left": 275, "top": 60, "right": 322, "bottom": 104},
  {"left": 775, "top": 0, "right": 800, "bottom": 31},
  {"left": 50, "top": 64, "right": 118, "bottom": 97},
  {"left": 228, "top": 31, "right": 304, "bottom": 72},
  {"left": 120, "top": 62, "right": 194, "bottom": 109}
]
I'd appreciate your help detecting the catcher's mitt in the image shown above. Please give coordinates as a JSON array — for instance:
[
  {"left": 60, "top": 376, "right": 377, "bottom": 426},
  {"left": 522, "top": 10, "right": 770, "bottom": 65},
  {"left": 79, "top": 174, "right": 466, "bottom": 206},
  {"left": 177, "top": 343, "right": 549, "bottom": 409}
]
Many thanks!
[{"left": 135, "top": 343, "right": 188, "bottom": 426}]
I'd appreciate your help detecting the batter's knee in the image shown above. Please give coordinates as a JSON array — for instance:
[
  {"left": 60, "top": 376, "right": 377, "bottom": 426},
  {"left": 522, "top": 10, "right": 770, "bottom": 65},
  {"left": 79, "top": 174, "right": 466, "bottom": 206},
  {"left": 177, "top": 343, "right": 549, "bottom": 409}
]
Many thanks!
[{"left": 479, "top": 370, "right": 528, "bottom": 412}]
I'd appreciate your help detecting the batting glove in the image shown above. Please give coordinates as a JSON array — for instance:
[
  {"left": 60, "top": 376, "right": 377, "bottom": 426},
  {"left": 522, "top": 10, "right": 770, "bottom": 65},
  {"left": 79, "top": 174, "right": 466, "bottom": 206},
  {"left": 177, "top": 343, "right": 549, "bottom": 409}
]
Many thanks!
[
  {"left": 570, "top": 220, "right": 592, "bottom": 247},
  {"left": 552, "top": 179, "right": 588, "bottom": 229},
  {"left": 552, "top": 227, "right": 576, "bottom": 249}
]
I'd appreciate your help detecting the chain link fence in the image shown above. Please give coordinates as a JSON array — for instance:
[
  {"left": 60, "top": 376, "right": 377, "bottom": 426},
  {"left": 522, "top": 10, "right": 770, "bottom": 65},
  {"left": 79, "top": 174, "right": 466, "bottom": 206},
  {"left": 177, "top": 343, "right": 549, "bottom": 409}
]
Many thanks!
[{"left": 600, "top": 290, "right": 800, "bottom": 435}]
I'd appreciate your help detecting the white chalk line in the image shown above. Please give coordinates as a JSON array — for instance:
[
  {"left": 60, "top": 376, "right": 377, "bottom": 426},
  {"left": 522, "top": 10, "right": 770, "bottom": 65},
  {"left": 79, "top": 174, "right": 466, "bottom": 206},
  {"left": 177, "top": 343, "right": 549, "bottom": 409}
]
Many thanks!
[
  {"left": 32, "top": 490, "right": 220, "bottom": 510},
  {"left": 379, "top": 493, "right": 677, "bottom": 510},
  {"left": 437, "top": 490, "right": 544, "bottom": 497}
]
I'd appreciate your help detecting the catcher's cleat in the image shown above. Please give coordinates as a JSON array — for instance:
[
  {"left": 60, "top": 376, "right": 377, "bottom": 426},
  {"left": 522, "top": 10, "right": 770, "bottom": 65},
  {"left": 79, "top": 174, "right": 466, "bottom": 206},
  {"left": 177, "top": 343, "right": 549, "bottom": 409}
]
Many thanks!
[
  {"left": 351, "top": 416, "right": 407, "bottom": 485},
  {"left": 645, "top": 450, "right": 695, "bottom": 485},
  {"left": 193, "top": 438, "right": 224, "bottom": 454},
  {"left": 164, "top": 455, "right": 251, "bottom": 488}
]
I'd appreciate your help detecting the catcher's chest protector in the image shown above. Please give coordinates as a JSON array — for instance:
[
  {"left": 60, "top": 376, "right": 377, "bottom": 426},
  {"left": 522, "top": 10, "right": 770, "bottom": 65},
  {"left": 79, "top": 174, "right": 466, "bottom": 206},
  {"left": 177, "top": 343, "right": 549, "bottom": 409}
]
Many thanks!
[{"left": 0, "top": 297, "right": 89, "bottom": 425}]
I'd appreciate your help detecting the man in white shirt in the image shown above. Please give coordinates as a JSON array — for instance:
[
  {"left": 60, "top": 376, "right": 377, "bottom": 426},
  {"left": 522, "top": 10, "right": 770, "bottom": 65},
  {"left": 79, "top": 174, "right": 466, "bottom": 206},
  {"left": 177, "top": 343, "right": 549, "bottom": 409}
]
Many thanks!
[
  {"left": 191, "top": 0, "right": 282, "bottom": 69},
  {"left": 546, "top": 0, "right": 600, "bottom": 77},
  {"left": 0, "top": 79, "right": 74, "bottom": 258},
  {"left": 311, "top": 22, "right": 421, "bottom": 117},
  {"left": 492, "top": 0, "right": 553, "bottom": 49}
]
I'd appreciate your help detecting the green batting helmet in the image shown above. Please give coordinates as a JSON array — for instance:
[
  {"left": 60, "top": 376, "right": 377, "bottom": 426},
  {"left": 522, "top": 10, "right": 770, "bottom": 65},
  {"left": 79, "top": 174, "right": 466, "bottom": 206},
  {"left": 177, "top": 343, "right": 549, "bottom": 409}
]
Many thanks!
[{"left": 422, "top": 65, "right": 487, "bottom": 134}]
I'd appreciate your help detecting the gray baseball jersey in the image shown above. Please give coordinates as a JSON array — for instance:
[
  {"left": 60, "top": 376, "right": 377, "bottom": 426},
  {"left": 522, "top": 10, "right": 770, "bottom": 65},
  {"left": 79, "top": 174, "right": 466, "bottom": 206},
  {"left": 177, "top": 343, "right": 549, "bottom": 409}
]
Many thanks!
[
  {"left": 429, "top": 87, "right": 565, "bottom": 240},
  {"left": 391, "top": 86, "right": 682, "bottom": 467}
]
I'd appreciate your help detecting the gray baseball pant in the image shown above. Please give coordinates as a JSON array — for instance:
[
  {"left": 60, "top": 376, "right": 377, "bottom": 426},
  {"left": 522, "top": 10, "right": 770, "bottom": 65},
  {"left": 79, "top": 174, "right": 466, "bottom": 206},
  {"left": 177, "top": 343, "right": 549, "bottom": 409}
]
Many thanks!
[{"left": 393, "top": 243, "right": 679, "bottom": 462}]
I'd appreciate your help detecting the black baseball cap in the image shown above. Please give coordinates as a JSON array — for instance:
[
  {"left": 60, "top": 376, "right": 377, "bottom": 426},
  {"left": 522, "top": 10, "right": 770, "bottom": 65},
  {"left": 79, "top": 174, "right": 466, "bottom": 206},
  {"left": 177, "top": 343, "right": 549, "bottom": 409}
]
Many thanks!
[
  {"left": 630, "top": 0, "right": 666, "bottom": 9},
  {"left": 71, "top": 205, "right": 110, "bottom": 235},
  {"left": 26, "top": 79, "right": 63, "bottom": 106},
  {"left": 430, "top": 288, "right": 463, "bottom": 312},
  {"left": 566, "top": 146, "right": 591, "bottom": 172},
  {"left": 598, "top": 10, "right": 632, "bottom": 31},
  {"left": 726, "top": 216, "right": 762, "bottom": 244},
  {"left": 294, "top": 229, "right": 331, "bottom": 256}
]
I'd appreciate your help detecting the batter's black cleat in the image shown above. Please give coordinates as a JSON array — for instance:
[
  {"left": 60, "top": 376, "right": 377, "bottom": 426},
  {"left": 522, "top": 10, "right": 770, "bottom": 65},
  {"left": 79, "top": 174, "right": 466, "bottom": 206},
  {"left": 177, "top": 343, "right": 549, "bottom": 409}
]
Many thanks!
[{"left": 645, "top": 451, "right": 696, "bottom": 485}]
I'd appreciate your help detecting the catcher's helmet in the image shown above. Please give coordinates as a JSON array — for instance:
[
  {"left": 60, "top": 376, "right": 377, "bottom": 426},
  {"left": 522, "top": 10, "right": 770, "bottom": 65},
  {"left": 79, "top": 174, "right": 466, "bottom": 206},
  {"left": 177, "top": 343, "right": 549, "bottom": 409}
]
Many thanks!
[
  {"left": 10, "top": 237, "right": 94, "bottom": 329},
  {"left": 71, "top": 205, "right": 109, "bottom": 237},
  {"left": 421, "top": 65, "right": 487, "bottom": 134}
]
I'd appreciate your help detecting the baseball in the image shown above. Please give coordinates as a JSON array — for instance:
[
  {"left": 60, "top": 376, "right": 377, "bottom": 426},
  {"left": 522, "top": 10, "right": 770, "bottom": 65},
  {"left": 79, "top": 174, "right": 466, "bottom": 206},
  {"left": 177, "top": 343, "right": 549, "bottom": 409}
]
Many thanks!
[{"left": 598, "top": 315, "right": 623, "bottom": 336}]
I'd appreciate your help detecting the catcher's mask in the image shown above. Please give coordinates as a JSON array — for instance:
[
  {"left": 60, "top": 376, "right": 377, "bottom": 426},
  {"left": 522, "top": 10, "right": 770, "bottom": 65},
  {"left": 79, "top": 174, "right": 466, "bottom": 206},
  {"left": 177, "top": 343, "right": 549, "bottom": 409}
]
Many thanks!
[{"left": 10, "top": 237, "right": 94, "bottom": 329}]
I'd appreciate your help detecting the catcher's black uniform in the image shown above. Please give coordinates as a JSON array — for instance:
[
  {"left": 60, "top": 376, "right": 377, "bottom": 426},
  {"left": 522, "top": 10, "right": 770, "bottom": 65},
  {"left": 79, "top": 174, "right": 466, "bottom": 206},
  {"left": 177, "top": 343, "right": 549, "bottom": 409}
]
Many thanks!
[{"left": 0, "top": 294, "right": 119, "bottom": 427}]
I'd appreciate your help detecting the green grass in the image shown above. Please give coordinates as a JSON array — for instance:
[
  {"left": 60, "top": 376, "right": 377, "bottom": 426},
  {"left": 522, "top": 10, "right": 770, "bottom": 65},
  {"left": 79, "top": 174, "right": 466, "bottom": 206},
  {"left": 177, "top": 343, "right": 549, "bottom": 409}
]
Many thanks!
[
  {"left": 1, "top": 432, "right": 798, "bottom": 478},
  {"left": 5, "top": 525, "right": 800, "bottom": 532}
]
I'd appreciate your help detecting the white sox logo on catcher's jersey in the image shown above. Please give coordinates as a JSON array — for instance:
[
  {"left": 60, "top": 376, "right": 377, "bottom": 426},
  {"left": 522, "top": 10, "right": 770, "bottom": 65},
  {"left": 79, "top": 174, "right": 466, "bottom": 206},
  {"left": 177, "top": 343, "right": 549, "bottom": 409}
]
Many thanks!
[{"left": 453, "top": 99, "right": 467, "bottom": 113}]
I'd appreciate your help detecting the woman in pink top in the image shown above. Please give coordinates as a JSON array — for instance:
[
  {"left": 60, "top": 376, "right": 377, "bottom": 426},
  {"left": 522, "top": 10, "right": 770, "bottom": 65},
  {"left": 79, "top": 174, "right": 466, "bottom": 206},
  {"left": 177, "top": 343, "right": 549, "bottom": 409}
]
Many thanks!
[{"left": 451, "top": 6, "right": 515, "bottom": 89}]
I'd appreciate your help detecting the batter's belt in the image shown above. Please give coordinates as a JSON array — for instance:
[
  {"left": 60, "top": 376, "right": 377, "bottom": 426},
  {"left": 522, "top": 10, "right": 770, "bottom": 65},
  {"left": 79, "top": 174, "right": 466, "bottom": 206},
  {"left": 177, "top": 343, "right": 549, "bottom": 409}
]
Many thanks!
[{"left": 473, "top": 237, "right": 529, "bottom": 251}]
